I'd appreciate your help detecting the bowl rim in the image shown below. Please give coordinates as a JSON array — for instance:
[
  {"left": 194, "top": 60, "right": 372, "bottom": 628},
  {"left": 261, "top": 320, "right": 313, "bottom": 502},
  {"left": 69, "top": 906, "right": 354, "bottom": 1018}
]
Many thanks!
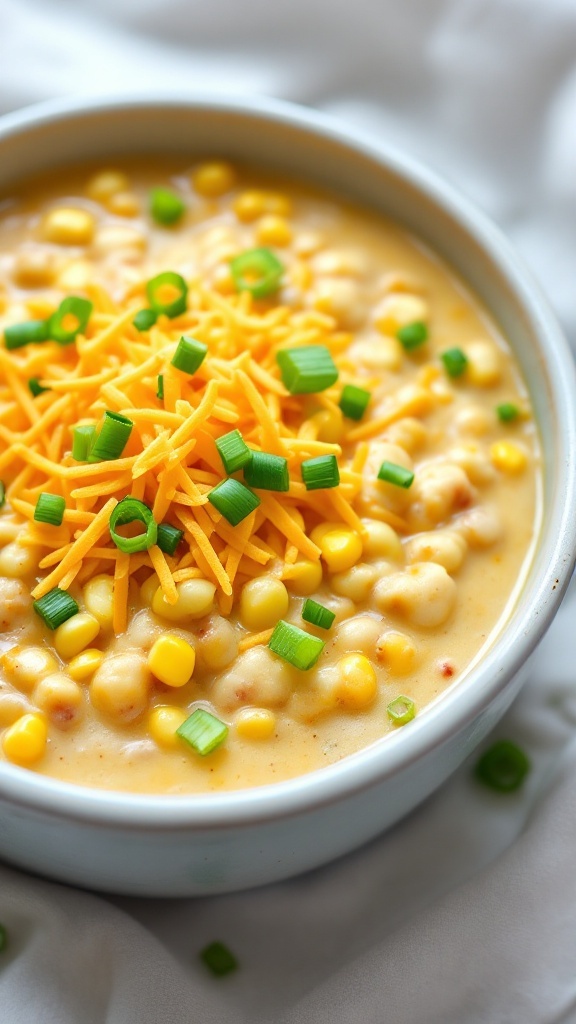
[{"left": 0, "top": 91, "right": 574, "bottom": 830}]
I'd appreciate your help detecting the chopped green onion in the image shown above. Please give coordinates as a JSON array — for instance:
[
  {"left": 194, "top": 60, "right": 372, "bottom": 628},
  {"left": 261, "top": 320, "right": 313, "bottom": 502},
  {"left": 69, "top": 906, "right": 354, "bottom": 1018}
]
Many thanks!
[
  {"left": 133, "top": 308, "right": 157, "bottom": 332},
  {"left": 146, "top": 271, "right": 188, "bottom": 319},
  {"left": 33, "top": 588, "right": 79, "bottom": 630},
  {"left": 208, "top": 478, "right": 260, "bottom": 526},
  {"left": 215, "top": 430, "right": 252, "bottom": 475},
  {"left": 475, "top": 739, "right": 530, "bottom": 792},
  {"left": 48, "top": 296, "right": 93, "bottom": 345},
  {"left": 396, "top": 321, "right": 428, "bottom": 351},
  {"left": 230, "top": 247, "right": 284, "bottom": 299},
  {"left": 28, "top": 377, "right": 49, "bottom": 397},
  {"left": 109, "top": 497, "right": 157, "bottom": 554},
  {"left": 268, "top": 620, "right": 325, "bottom": 670},
  {"left": 200, "top": 941, "right": 238, "bottom": 977},
  {"left": 339, "top": 384, "right": 371, "bottom": 421},
  {"left": 88, "top": 411, "right": 133, "bottom": 463},
  {"left": 171, "top": 335, "right": 208, "bottom": 375},
  {"left": 4, "top": 319, "right": 49, "bottom": 350},
  {"left": 72, "top": 424, "right": 96, "bottom": 462},
  {"left": 0, "top": 482, "right": 5, "bottom": 508},
  {"left": 156, "top": 374, "right": 164, "bottom": 400},
  {"left": 34, "top": 492, "right": 65, "bottom": 526},
  {"left": 497, "top": 402, "right": 520, "bottom": 423},
  {"left": 177, "top": 708, "right": 228, "bottom": 756},
  {"left": 150, "top": 187, "right": 186, "bottom": 226},
  {"left": 441, "top": 347, "right": 468, "bottom": 378},
  {"left": 243, "top": 451, "right": 289, "bottom": 492},
  {"left": 276, "top": 345, "right": 338, "bottom": 394},
  {"left": 301, "top": 599, "right": 335, "bottom": 630},
  {"left": 0, "top": 924, "right": 6, "bottom": 953},
  {"left": 301, "top": 454, "right": 340, "bottom": 491},
  {"left": 377, "top": 461, "right": 414, "bottom": 489},
  {"left": 387, "top": 695, "right": 416, "bottom": 726},
  {"left": 157, "top": 522, "right": 184, "bottom": 556}
]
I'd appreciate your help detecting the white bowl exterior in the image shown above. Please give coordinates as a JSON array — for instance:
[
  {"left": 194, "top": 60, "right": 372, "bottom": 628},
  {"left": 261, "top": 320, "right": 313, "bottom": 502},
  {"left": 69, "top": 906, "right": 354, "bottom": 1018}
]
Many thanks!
[{"left": 0, "top": 96, "right": 573, "bottom": 896}]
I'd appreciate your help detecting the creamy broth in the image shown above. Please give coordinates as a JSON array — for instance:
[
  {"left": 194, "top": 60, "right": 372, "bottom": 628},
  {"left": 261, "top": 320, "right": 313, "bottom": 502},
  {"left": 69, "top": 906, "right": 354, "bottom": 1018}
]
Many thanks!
[{"left": 0, "top": 160, "right": 539, "bottom": 792}]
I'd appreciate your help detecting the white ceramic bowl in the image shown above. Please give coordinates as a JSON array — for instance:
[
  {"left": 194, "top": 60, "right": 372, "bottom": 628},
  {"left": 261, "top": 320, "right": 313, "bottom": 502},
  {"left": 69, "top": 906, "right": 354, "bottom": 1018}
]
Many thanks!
[{"left": 0, "top": 95, "right": 574, "bottom": 897}]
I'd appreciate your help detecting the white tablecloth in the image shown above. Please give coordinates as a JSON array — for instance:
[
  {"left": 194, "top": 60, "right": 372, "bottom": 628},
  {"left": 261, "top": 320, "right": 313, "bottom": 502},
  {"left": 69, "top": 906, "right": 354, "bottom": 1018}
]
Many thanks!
[{"left": 2, "top": 1, "right": 576, "bottom": 1020}]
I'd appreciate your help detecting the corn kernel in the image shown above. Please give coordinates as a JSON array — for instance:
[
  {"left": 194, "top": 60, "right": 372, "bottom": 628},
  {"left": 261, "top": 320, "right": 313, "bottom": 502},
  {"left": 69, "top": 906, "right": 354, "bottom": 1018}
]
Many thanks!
[
  {"left": 2, "top": 713, "right": 47, "bottom": 765},
  {"left": 148, "top": 634, "right": 196, "bottom": 687},
  {"left": 376, "top": 630, "right": 417, "bottom": 674},
  {"left": 233, "top": 190, "right": 266, "bottom": 222},
  {"left": 361, "top": 520, "right": 403, "bottom": 561},
  {"left": 54, "top": 613, "right": 100, "bottom": 661},
  {"left": 465, "top": 340, "right": 501, "bottom": 387},
  {"left": 57, "top": 259, "right": 94, "bottom": 290},
  {"left": 1, "top": 645, "right": 59, "bottom": 693},
  {"left": 256, "top": 214, "right": 292, "bottom": 247},
  {"left": 374, "top": 293, "right": 428, "bottom": 334},
  {"left": 239, "top": 577, "right": 289, "bottom": 631},
  {"left": 86, "top": 169, "right": 130, "bottom": 203},
  {"left": 311, "top": 524, "right": 363, "bottom": 574},
  {"left": 351, "top": 336, "right": 403, "bottom": 372},
  {"left": 148, "top": 705, "right": 188, "bottom": 748},
  {"left": 107, "top": 191, "right": 140, "bottom": 218},
  {"left": 13, "top": 249, "right": 56, "bottom": 288},
  {"left": 152, "top": 578, "right": 215, "bottom": 621},
  {"left": 264, "top": 192, "right": 291, "bottom": 216},
  {"left": 68, "top": 648, "right": 104, "bottom": 682},
  {"left": 41, "top": 208, "right": 95, "bottom": 246},
  {"left": 284, "top": 559, "right": 323, "bottom": 596},
  {"left": 490, "top": 440, "right": 527, "bottom": 474},
  {"left": 235, "top": 708, "right": 276, "bottom": 740},
  {"left": 334, "top": 654, "right": 378, "bottom": 709},
  {"left": 83, "top": 574, "right": 114, "bottom": 630},
  {"left": 193, "top": 161, "right": 235, "bottom": 198},
  {"left": 310, "top": 407, "right": 344, "bottom": 444}
]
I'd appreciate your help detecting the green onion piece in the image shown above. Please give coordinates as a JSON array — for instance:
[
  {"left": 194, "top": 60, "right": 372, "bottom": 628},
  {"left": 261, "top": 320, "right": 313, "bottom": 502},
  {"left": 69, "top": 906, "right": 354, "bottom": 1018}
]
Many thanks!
[
  {"left": 301, "top": 598, "right": 335, "bottom": 630},
  {"left": 377, "top": 461, "right": 414, "bottom": 489},
  {"left": 387, "top": 695, "right": 416, "bottom": 726},
  {"left": 171, "top": 335, "right": 208, "bottom": 375},
  {"left": 339, "top": 384, "right": 371, "bottom": 420},
  {"left": 268, "top": 620, "right": 325, "bottom": 670},
  {"left": 48, "top": 296, "right": 93, "bottom": 345},
  {"left": 156, "top": 374, "right": 164, "bottom": 400},
  {"left": 4, "top": 319, "right": 49, "bottom": 350},
  {"left": 150, "top": 187, "right": 186, "bottom": 226},
  {"left": 28, "top": 377, "right": 49, "bottom": 397},
  {"left": 396, "top": 321, "right": 428, "bottom": 351},
  {"left": 301, "top": 454, "right": 340, "bottom": 491},
  {"left": 441, "top": 347, "right": 468, "bottom": 378},
  {"left": 497, "top": 402, "right": 520, "bottom": 423},
  {"left": 34, "top": 492, "right": 65, "bottom": 526},
  {"left": 208, "top": 478, "right": 260, "bottom": 526},
  {"left": 200, "top": 941, "right": 238, "bottom": 977},
  {"left": 177, "top": 708, "right": 228, "bottom": 756},
  {"left": 72, "top": 424, "right": 96, "bottom": 462},
  {"left": 88, "top": 411, "right": 133, "bottom": 463},
  {"left": 230, "top": 247, "right": 284, "bottom": 299},
  {"left": 157, "top": 522, "right": 184, "bottom": 556},
  {"left": 243, "top": 450, "right": 289, "bottom": 492},
  {"left": 146, "top": 271, "right": 188, "bottom": 319},
  {"left": 276, "top": 345, "right": 338, "bottom": 394},
  {"left": 475, "top": 739, "right": 530, "bottom": 793},
  {"left": 215, "top": 429, "right": 252, "bottom": 475},
  {"left": 109, "top": 497, "right": 157, "bottom": 554},
  {"left": 0, "top": 924, "right": 7, "bottom": 953},
  {"left": 133, "top": 308, "right": 157, "bottom": 332},
  {"left": 33, "top": 588, "right": 79, "bottom": 630},
  {"left": 0, "top": 482, "right": 5, "bottom": 508}
]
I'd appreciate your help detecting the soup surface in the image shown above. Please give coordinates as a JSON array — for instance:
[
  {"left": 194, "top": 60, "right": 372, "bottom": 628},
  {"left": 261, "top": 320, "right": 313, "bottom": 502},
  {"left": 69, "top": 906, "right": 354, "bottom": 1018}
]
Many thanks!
[{"left": 0, "top": 159, "right": 539, "bottom": 792}]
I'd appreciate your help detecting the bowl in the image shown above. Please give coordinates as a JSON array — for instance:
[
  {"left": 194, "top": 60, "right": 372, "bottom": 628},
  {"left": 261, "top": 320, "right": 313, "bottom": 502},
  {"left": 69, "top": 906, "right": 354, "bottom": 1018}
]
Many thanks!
[{"left": 0, "top": 94, "right": 574, "bottom": 897}]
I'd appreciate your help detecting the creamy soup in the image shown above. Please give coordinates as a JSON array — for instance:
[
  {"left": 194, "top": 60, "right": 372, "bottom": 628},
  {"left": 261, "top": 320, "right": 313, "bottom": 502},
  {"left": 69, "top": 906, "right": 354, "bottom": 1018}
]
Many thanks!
[{"left": 0, "top": 160, "right": 539, "bottom": 792}]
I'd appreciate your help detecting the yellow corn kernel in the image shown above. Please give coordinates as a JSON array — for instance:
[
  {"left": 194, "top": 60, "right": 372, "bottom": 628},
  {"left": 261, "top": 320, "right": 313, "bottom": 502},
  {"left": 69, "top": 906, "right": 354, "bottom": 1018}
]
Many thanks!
[
  {"left": 148, "top": 634, "right": 196, "bottom": 687},
  {"left": 2, "top": 713, "right": 47, "bottom": 765},
  {"left": 284, "top": 559, "right": 323, "bottom": 596},
  {"left": 256, "top": 214, "right": 292, "bottom": 247},
  {"left": 490, "top": 440, "right": 527, "bottom": 474},
  {"left": 86, "top": 169, "right": 130, "bottom": 203},
  {"left": 57, "top": 259, "right": 94, "bottom": 291},
  {"left": 152, "top": 578, "right": 215, "bottom": 621},
  {"left": 68, "top": 648, "right": 104, "bottom": 682},
  {"left": 335, "top": 654, "right": 378, "bottom": 709},
  {"left": 374, "top": 293, "right": 428, "bottom": 334},
  {"left": 107, "top": 191, "right": 140, "bottom": 218},
  {"left": 54, "top": 613, "right": 100, "bottom": 661},
  {"left": 465, "top": 340, "right": 501, "bottom": 387},
  {"left": 235, "top": 708, "right": 276, "bottom": 740},
  {"left": 311, "top": 524, "right": 363, "bottom": 574},
  {"left": 351, "top": 336, "right": 403, "bottom": 372},
  {"left": 233, "top": 190, "right": 266, "bottom": 222},
  {"left": 41, "top": 207, "right": 95, "bottom": 246},
  {"left": 211, "top": 264, "right": 236, "bottom": 294},
  {"left": 239, "top": 577, "right": 289, "bottom": 631},
  {"left": 0, "top": 541, "right": 37, "bottom": 579},
  {"left": 264, "top": 192, "right": 291, "bottom": 216},
  {"left": 13, "top": 249, "right": 56, "bottom": 288},
  {"left": 83, "top": 574, "right": 114, "bottom": 629},
  {"left": 376, "top": 630, "right": 417, "bottom": 674},
  {"left": 192, "top": 161, "right": 235, "bottom": 198},
  {"left": 148, "top": 705, "right": 188, "bottom": 748},
  {"left": 361, "top": 519, "right": 403, "bottom": 561},
  {"left": 1, "top": 645, "right": 59, "bottom": 693},
  {"left": 310, "top": 407, "right": 344, "bottom": 444},
  {"left": 26, "top": 297, "right": 57, "bottom": 319}
]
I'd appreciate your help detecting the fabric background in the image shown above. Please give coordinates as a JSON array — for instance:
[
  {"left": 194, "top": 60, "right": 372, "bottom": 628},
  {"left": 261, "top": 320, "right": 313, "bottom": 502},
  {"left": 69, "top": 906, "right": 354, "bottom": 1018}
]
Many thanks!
[{"left": 1, "top": 1, "right": 576, "bottom": 1020}]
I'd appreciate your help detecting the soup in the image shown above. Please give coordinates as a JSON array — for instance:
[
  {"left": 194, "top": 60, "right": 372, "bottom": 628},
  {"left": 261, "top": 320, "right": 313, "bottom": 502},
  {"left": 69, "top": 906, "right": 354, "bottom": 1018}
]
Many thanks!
[{"left": 0, "top": 160, "right": 539, "bottom": 792}]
